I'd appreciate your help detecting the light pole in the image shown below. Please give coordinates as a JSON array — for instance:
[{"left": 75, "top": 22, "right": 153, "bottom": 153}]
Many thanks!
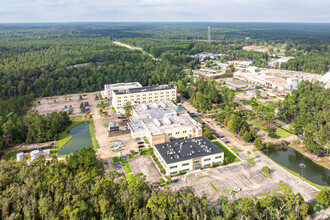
[{"left": 299, "top": 163, "right": 306, "bottom": 178}]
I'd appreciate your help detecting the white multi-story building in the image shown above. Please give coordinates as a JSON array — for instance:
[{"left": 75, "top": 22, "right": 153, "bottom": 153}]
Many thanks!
[
  {"left": 112, "top": 84, "right": 177, "bottom": 113},
  {"left": 154, "top": 136, "right": 224, "bottom": 176},
  {"left": 101, "top": 82, "right": 142, "bottom": 99},
  {"left": 128, "top": 101, "right": 202, "bottom": 146}
]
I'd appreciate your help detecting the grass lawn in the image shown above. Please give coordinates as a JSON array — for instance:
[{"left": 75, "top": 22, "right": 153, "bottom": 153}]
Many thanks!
[
  {"left": 104, "top": 124, "right": 108, "bottom": 127},
  {"left": 88, "top": 119, "right": 100, "bottom": 150},
  {"left": 112, "top": 157, "right": 119, "bottom": 163},
  {"left": 4, "top": 150, "right": 17, "bottom": 160},
  {"left": 247, "top": 118, "right": 291, "bottom": 138},
  {"left": 97, "top": 103, "right": 110, "bottom": 108},
  {"left": 160, "top": 182, "right": 172, "bottom": 187},
  {"left": 213, "top": 141, "right": 240, "bottom": 163},
  {"left": 247, "top": 159, "right": 255, "bottom": 165},
  {"left": 111, "top": 107, "right": 116, "bottom": 113},
  {"left": 230, "top": 147, "right": 239, "bottom": 153},
  {"left": 209, "top": 182, "right": 218, "bottom": 192},
  {"left": 126, "top": 174, "right": 136, "bottom": 184},
  {"left": 140, "top": 148, "right": 152, "bottom": 157},
  {"left": 112, "top": 149, "right": 124, "bottom": 152},
  {"left": 143, "top": 138, "right": 150, "bottom": 145},
  {"left": 122, "top": 163, "right": 132, "bottom": 174}
]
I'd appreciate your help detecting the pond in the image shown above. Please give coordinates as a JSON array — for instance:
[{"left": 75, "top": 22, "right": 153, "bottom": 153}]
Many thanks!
[
  {"left": 262, "top": 146, "right": 330, "bottom": 187},
  {"left": 58, "top": 123, "right": 93, "bottom": 155}
]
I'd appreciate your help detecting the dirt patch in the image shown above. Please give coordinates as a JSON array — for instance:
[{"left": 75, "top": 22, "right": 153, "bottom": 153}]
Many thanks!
[
  {"left": 243, "top": 45, "right": 269, "bottom": 53},
  {"left": 129, "top": 156, "right": 162, "bottom": 184}
]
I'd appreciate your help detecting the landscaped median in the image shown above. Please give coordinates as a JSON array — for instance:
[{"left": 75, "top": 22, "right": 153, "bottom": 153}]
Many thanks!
[
  {"left": 212, "top": 141, "right": 241, "bottom": 164},
  {"left": 209, "top": 182, "right": 218, "bottom": 192}
]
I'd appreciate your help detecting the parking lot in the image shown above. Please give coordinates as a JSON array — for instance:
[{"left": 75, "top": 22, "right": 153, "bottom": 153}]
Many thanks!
[{"left": 129, "top": 156, "right": 163, "bottom": 184}]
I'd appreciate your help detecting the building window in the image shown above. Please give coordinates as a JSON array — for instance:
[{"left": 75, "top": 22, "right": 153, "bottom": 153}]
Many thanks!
[
  {"left": 168, "top": 133, "right": 172, "bottom": 136},
  {"left": 182, "top": 169, "right": 189, "bottom": 172},
  {"left": 204, "top": 158, "right": 211, "bottom": 162},
  {"left": 204, "top": 164, "right": 211, "bottom": 167},
  {"left": 215, "top": 156, "right": 222, "bottom": 159},
  {"left": 194, "top": 161, "right": 200, "bottom": 164},
  {"left": 215, "top": 161, "right": 222, "bottom": 165},
  {"left": 182, "top": 163, "right": 189, "bottom": 166},
  {"left": 170, "top": 165, "right": 177, "bottom": 169},
  {"left": 170, "top": 171, "right": 177, "bottom": 175}
]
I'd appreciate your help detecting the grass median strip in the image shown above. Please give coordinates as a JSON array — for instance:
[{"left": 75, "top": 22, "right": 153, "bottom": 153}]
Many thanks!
[
  {"left": 212, "top": 141, "right": 240, "bottom": 164},
  {"left": 209, "top": 183, "right": 218, "bottom": 192}
]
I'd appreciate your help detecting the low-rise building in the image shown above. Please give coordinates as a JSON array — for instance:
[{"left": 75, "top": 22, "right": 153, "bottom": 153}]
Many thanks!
[
  {"left": 285, "top": 78, "right": 301, "bottom": 91},
  {"left": 226, "top": 80, "right": 252, "bottom": 89},
  {"left": 154, "top": 136, "right": 224, "bottom": 176},
  {"left": 112, "top": 84, "right": 177, "bottom": 113},
  {"left": 102, "top": 82, "right": 142, "bottom": 99},
  {"left": 108, "top": 122, "right": 119, "bottom": 132},
  {"left": 128, "top": 101, "right": 202, "bottom": 146}
]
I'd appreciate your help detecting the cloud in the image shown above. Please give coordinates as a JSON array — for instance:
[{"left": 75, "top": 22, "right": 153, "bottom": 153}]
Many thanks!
[{"left": 0, "top": 0, "right": 329, "bottom": 23}]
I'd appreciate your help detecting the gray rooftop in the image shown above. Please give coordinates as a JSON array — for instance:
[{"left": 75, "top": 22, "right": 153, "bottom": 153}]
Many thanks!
[
  {"left": 154, "top": 136, "right": 223, "bottom": 164},
  {"left": 113, "top": 84, "right": 176, "bottom": 95},
  {"left": 226, "top": 80, "right": 251, "bottom": 87}
]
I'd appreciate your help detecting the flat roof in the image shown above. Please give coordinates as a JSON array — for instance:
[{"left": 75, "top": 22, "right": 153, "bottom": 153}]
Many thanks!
[
  {"left": 155, "top": 136, "right": 223, "bottom": 164},
  {"left": 105, "top": 82, "right": 142, "bottom": 91},
  {"left": 113, "top": 84, "right": 176, "bottom": 95},
  {"left": 226, "top": 80, "right": 251, "bottom": 86}
]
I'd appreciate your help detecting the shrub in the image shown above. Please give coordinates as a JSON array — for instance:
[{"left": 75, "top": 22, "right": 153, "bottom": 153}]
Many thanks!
[
  {"left": 262, "top": 166, "right": 270, "bottom": 173},
  {"left": 315, "top": 190, "right": 330, "bottom": 207},
  {"left": 130, "top": 150, "right": 136, "bottom": 155},
  {"left": 268, "top": 132, "right": 279, "bottom": 138},
  {"left": 158, "top": 178, "right": 165, "bottom": 184}
]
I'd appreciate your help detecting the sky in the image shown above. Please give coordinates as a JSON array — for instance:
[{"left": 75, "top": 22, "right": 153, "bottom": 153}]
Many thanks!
[{"left": 0, "top": 0, "right": 330, "bottom": 23}]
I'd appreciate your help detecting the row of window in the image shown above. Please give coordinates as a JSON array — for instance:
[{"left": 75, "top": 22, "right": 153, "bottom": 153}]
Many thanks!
[
  {"left": 170, "top": 168, "right": 190, "bottom": 175},
  {"left": 118, "top": 91, "right": 176, "bottom": 99}
]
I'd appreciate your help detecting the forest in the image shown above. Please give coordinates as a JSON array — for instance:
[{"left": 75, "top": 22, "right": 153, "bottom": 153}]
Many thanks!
[
  {"left": 277, "top": 81, "right": 330, "bottom": 155},
  {"left": 1, "top": 148, "right": 328, "bottom": 219}
]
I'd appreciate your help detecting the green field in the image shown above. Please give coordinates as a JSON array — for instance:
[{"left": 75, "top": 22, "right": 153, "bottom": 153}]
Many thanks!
[
  {"left": 212, "top": 141, "right": 240, "bottom": 163},
  {"left": 122, "top": 163, "right": 132, "bottom": 174},
  {"left": 97, "top": 103, "right": 110, "bottom": 108},
  {"left": 247, "top": 118, "right": 291, "bottom": 138}
]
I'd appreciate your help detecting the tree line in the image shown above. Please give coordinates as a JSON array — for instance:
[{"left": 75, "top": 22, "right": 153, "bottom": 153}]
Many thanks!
[{"left": 1, "top": 148, "right": 328, "bottom": 219}]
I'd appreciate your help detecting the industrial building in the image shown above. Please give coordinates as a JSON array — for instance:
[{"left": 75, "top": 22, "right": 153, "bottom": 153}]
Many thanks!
[
  {"left": 108, "top": 122, "right": 119, "bottom": 132},
  {"left": 128, "top": 101, "right": 202, "bottom": 146},
  {"left": 112, "top": 84, "right": 177, "bottom": 113},
  {"left": 153, "top": 136, "right": 224, "bottom": 176},
  {"left": 225, "top": 80, "right": 252, "bottom": 89},
  {"left": 101, "top": 82, "right": 142, "bottom": 99}
]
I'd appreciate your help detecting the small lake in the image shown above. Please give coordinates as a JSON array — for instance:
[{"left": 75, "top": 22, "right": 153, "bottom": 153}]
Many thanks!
[
  {"left": 58, "top": 123, "right": 93, "bottom": 155},
  {"left": 262, "top": 146, "right": 330, "bottom": 186}
]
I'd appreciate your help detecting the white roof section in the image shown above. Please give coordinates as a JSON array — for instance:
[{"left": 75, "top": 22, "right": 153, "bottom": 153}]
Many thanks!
[{"left": 104, "top": 82, "right": 142, "bottom": 91}]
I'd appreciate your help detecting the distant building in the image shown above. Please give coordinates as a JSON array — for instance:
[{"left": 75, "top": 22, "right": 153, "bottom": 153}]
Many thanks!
[
  {"left": 246, "top": 66, "right": 260, "bottom": 73},
  {"left": 102, "top": 82, "right": 142, "bottom": 99},
  {"left": 226, "top": 80, "right": 251, "bottom": 89},
  {"left": 193, "top": 53, "right": 226, "bottom": 61},
  {"left": 285, "top": 78, "right": 301, "bottom": 91},
  {"left": 112, "top": 84, "right": 177, "bottom": 113},
  {"left": 218, "top": 63, "right": 230, "bottom": 69},
  {"left": 153, "top": 136, "right": 224, "bottom": 176},
  {"left": 268, "top": 57, "right": 294, "bottom": 68}
]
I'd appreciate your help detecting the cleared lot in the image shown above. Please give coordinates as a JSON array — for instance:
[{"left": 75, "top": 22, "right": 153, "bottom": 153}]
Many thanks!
[{"left": 129, "top": 156, "right": 163, "bottom": 184}]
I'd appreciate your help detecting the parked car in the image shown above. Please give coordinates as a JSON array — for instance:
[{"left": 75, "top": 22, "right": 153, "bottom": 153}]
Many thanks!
[
  {"left": 232, "top": 187, "right": 241, "bottom": 192},
  {"left": 220, "top": 136, "right": 226, "bottom": 140},
  {"left": 138, "top": 145, "right": 145, "bottom": 148},
  {"left": 225, "top": 141, "right": 230, "bottom": 143},
  {"left": 137, "top": 141, "right": 144, "bottom": 145},
  {"left": 220, "top": 126, "right": 224, "bottom": 128}
]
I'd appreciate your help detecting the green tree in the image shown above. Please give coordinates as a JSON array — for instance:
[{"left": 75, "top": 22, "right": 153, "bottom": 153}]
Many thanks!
[{"left": 123, "top": 101, "right": 133, "bottom": 119}]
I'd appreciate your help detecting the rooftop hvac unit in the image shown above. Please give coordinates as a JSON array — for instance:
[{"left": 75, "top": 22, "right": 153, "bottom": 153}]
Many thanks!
[
  {"left": 30, "top": 150, "right": 40, "bottom": 161},
  {"left": 153, "top": 103, "right": 159, "bottom": 108},
  {"left": 153, "top": 119, "right": 161, "bottom": 127},
  {"left": 142, "top": 104, "right": 148, "bottom": 110},
  {"left": 17, "top": 152, "right": 24, "bottom": 162},
  {"left": 159, "top": 102, "right": 167, "bottom": 108},
  {"left": 164, "top": 117, "right": 171, "bottom": 125}
]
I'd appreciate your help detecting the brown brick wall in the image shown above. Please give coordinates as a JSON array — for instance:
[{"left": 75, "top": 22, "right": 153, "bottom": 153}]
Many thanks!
[{"left": 151, "top": 134, "right": 166, "bottom": 145}]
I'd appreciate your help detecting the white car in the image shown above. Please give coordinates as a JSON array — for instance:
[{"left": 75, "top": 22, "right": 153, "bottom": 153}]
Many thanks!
[{"left": 232, "top": 187, "right": 241, "bottom": 192}]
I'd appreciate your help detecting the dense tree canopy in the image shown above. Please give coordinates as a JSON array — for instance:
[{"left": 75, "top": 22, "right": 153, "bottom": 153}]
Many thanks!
[{"left": 0, "top": 148, "right": 315, "bottom": 219}]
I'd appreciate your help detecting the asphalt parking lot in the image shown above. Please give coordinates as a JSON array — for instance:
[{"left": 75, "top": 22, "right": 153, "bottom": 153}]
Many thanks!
[{"left": 129, "top": 156, "right": 163, "bottom": 184}]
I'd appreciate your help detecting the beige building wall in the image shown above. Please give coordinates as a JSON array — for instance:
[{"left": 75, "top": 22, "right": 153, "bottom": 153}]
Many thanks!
[{"left": 112, "top": 87, "right": 177, "bottom": 111}]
